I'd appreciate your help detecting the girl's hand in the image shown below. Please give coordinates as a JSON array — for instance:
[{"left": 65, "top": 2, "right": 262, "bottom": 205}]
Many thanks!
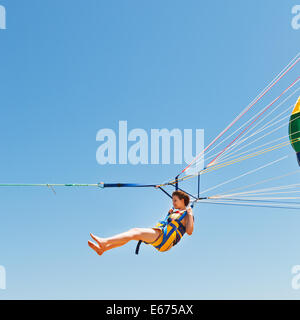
[
  {"left": 168, "top": 208, "right": 173, "bottom": 214},
  {"left": 186, "top": 208, "right": 194, "bottom": 235},
  {"left": 187, "top": 207, "right": 193, "bottom": 214}
]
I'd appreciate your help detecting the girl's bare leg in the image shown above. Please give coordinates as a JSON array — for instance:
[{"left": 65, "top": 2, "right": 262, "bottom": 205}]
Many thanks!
[
  {"left": 88, "top": 228, "right": 161, "bottom": 255},
  {"left": 99, "top": 242, "right": 126, "bottom": 252}
]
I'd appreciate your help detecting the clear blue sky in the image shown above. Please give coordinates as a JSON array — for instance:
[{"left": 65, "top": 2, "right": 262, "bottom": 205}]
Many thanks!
[{"left": 0, "top": 0, "right": 300, "bottom": 299}]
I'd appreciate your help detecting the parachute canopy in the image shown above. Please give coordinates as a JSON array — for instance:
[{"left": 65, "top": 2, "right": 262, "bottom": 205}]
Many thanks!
[{"left": 289, "top": 97, "right": 300, "bottom": 166}]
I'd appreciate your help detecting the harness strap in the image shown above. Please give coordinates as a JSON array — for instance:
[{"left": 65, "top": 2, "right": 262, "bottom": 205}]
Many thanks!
[
  {"left": 177, "top": 210, "right": 188, "bottom": 222},
  {"left": 135, "top": 240, "right": 143, "bottom": 255},
  {"left": 154, "top": 222, "right": 177, "bottom": 251},
  {"left": 171, "top": 213, "right": 187, "bottom": 247}
]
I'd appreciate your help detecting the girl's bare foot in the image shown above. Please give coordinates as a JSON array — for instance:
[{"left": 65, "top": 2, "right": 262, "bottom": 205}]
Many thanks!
[
  {"left": 88, "top": 233, "right": 108, "bottom": 256},
  {"left": 88, "top": 240, "right": 104, "bottom": 255}
]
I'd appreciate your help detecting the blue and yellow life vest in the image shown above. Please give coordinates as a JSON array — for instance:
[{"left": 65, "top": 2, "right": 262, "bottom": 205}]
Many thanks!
[{"left": 135, "top": 209, "right": 188, "bottom": 254}]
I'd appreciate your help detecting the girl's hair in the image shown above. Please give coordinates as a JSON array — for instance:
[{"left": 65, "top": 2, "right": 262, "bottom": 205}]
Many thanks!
[{"left": 172, "top": 190, "right": 190, "bottom": 206}]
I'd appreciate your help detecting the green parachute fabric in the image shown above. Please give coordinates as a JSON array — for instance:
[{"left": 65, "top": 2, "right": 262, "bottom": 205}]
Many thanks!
[{"left": 289, "top": 97, "right": 300, "bottom": 166}]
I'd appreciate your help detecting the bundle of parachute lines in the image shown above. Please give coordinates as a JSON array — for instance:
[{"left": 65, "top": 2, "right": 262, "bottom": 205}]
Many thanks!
[{"left": 0, "top": 53, "right": 300, "bottom": 211}]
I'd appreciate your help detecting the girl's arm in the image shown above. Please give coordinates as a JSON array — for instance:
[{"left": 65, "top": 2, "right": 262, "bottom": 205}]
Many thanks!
[{"left": 185, "top": 208, "right": 194, "bottom": 235}]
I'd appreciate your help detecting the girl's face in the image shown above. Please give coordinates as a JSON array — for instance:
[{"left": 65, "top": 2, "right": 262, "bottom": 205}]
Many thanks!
[{"left": 172, "top": 195, "right": 185, "bottom": 209}]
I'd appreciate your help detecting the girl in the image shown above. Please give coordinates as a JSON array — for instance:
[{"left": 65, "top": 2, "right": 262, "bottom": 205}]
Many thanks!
[{"left": 88, "top": 190, "right": 194, "bottom": 255}]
